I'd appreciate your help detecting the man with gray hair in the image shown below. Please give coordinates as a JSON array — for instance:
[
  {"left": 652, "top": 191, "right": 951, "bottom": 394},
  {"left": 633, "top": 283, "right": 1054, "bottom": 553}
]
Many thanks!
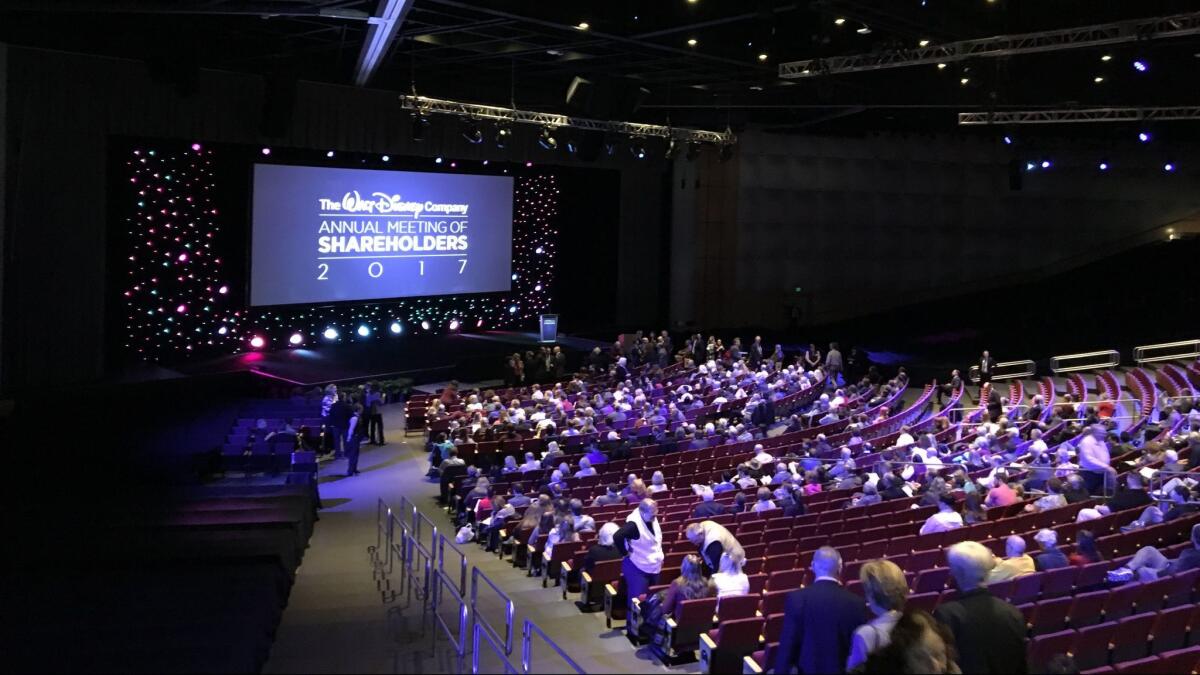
[
  {"left": 775, "top": 546, "right": 867, "bottom": 675},
  {"left": 934, "top": 541, "right": 1027, "bottom": 674},
  {"left": 987, "top": 535, "right": 1035, "bottom": 583},
  {"left": 613, "top": 499, "right": 664, "bottom": 616}
]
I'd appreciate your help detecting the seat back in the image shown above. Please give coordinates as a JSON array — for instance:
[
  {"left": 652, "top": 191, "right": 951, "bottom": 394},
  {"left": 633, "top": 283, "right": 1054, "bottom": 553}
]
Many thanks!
[{"left": 716, "top": 594, "right": 760, "bottom": 624}]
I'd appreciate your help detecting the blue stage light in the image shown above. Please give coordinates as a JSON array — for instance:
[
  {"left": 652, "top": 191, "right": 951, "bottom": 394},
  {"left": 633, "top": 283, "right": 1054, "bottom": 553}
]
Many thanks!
[
  {"left": 289, "top": 333, "right": 304, "bottom": 345},
  {"left": 356, "top": 324, "right": 371, "bottom": 337},
  {"left": 1041, "top": 160, "right": 1051, "bottom": 169},
  {"left": 1138, "top": 132, "right": 1151, "bottom": 143},
  {"left": 1164, "top": 163, "right": 1176, "bottom": 172},
  {"left": 1098, "top": 161, "right": 1109, "bottom": 171},
  {"left": 1002, "top": 135, "right": 1012, "bottom": 145},
  {"left": 390, "top": 321, "right": 402, "bottom": 334},
  {"left": 1132, "top": 60, "right": 1148, "bottom": 72},
  {"left": 323, "top": 327, "right": 339, "bottom": 340}
]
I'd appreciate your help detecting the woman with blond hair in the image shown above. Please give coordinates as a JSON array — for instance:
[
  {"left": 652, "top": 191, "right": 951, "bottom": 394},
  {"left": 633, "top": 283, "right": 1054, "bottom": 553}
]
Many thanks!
[
  {"left": 847, "top": 559, "right": 910, "bottom": 670},
  {"left": 625, "top": 478, "right": 649, "bottom": 504},
  {"left": 711, "top": 547, "right": 750, "bottom": 601}
]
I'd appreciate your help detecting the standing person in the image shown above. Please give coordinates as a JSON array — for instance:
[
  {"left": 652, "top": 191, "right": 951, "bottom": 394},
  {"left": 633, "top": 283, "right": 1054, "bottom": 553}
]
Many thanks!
[
  {"left": 977, "top": 350, "right": 996, "bottom": 400},
  {"left": 937, "top": 369, "right": 963, "bottom": 407},
  {"left": 847, "top": 559, "right": 910, "bottom": 670},
  {"left": 934, "top": 541, "right": 1027, "bottom": 674},
  {"left": 364, "top": 384, "right": 385, "bottom": 446},
  {"left": 1077, "top": 424, "right": 1116, "bottom": 495},
  {"left": 684, "top": 520, "right": 742, "bottom": 573},
  {"left": 552, "top": 346, "right": 566, "bottom": 381},
  {"left": 749, "top": 336, "right": 764, "bottom": 369},
  {"left": 986, "top": 386, "right": 1003, "bottom": 424},
  {"left": 613, "top": 499, "right": 664, "bottom": 619},
  {"left": 775, "top": 546, "right": 868, "bottom": 675},
  {"left": 329, "top": 388, "right": 352, "bottom": 458},
  {"left": 804, "top": 343, "right": 823, "bottom": 371},
  {"left": 344, "top": 403, "right": 364, "bottom": 476},
  {"left": 826, "top": 342, "right": 844, "bottom": 387}
]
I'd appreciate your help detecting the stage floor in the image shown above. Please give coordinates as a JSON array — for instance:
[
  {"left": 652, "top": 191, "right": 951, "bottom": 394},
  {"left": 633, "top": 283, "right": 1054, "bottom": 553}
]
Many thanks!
[{"left": 173, "top": 331, "right": 608, "bottom": 387}]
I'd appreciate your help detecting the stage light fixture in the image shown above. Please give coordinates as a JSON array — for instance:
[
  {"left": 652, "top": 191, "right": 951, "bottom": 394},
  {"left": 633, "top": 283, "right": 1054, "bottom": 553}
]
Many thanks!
[
  {"left": 834, "top": 17, "right": 846, "bottom": 25},
  {"left": 420, "top": 320, "right": 431, "bottom": 330},
  {"left": 1138, "top": 131, "right": 1151, "bottom": 142},
  {"left": 685, "top": 141, "right": 701, "bottom": 162},
  {"left": 191, "top": 143, "right": 202, "bottom": 151},
  {"left": 326, "top": 150, "right": 335, "bottom": 158},
  {"left": 856, "top": 25, "right": 872, "bottom": 35},
  {"left": 687, "top": 38, "right": 698, "bottom": 47},
  {"left": 411, "top": 113, "right": 430, "bottom": 142},
  {"left": 758, "top": 53, "right": 768, "bottom": 62},
  {"left": 249, "top": 336, "right": 265, "bottom": 349},
  {"left": 1099, "top": 160, "right": 1110, "bottom": 171},
  {"left": 1132, "top": 59, "right": 1148, "bottom": 72},
  {"left": 381, "top": 154, "right": 390, "bottom": 162},
  {"left": 629, "top": 138, "right": 647, "bottom": 159},
  {"left": 936, "top": 63, "right": 947, "bottom": 70},
  {"left": 289, "top": 333, "right": 304, "bottom": 345},
  {"left": 261, "top": 147, "right": 271, "bottom": 155},
  {"left": 462, "top": 120, "right": 484, "bottom": 144},
  {"left": 356, "top": 324, "right": 371, "bottom": 337},
  {"left": 323, "top": 327, "right": 339, "bottom": 340},
  {"left": 1101, "top": 54, "right": 1112, "bottom": 61},
  {"left": 435, "top": 156, "right": 444, "bottom": 164},
  {"left": 449, "top": 319, "right": 460, "bottom": 331},
  {"left": 1041, "top": 159, "right": 1052, "bottom": 169},
  {"left": 603, "top": 134, "right": 619, "bottom": 156},
  {"left": 918, "top": 39, "right": 930, "bottom": 47},
  {"left": 1025, "top": 161, "right": 1036, "bottom": 171},
  {"left": 495, "top": 125, "right": 512, "bottom": 148},
  {"left": 537, "top": 126, "right": 558, "bottom": 150},
  {"left": 577, "top": 22, "right": 589, "bottom": 30},
  {"left": 217, "top": 326, "right": 228, "bottom": 336},
  {"left": 390, "top": 321, "right": 402, "bottom": 334},
  {"left": 1003, "top": 135, "right": 1012, "bottom": 145},
  {"left": 1164, "top": 162, "right": 1176, "bottom": 172},
  {"left": 565, "top": 134, "right": 579, "bottom": 154},
  {"left": 960, "top": 77, "right": 970, "bottom": 85}
]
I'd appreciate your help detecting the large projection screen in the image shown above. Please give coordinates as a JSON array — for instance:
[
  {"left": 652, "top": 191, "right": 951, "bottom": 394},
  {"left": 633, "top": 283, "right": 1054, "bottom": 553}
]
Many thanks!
[{"left": 250, "top": 163, "right": 513, "bottom": 307}]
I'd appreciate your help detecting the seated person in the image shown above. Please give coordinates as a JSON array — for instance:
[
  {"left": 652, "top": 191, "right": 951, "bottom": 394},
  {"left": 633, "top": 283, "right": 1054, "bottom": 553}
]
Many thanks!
[
  {"left": 919, "top": 494, "right": 964, "bottom": 535},
  {"left": 569, "top": 499, "right": 596, "bottom": 533},
  {"left": 481, "top": 496, "right": 516, "bottom": 551},
  {"left": 648, "top": 471, "right": 670, "bottom": 495},
  {"left": 1119, "top": 523, "right": 1200, "bottom": 581},
  {"left": 987, "top": 535, "right": 1035, "bottom": 583},
  {"left": 638, "top": 554, "right": 716, "bottom": 642},
  {"left": 590, "top": 484, "right": 623, "bottom": 508},
  {"left": 580, "top": 522, "right": 623, "bottom": 576},
  {"left": 1068, "top": 529, "right": 1104, "bottom": 566},
  {"left": 712, "top": 548, "right": 751, "bottom": 601},
  {"left": 574, "top": 457, "right": 597, "bottom": 478},
  {"left": 1026, "top": 478, "right": 1067, "bottom": 512},
  {"left": 536, "top": 519, "right": 578, "bottom": 575},
  {"left": 753, "top": 486, "right": 778, "bottom": 513},
  {"left": 1033, "top": 528, "right": 1070, "bottom": 571},
  {"left": 1106, "top": 473, "right": 1152, "bottom": 512},
  {"left": 501, "top": 455, "right": 520, "bottom": 474},
  {"left": 691, "top": 486, "right": 728, "bottom": 519}
]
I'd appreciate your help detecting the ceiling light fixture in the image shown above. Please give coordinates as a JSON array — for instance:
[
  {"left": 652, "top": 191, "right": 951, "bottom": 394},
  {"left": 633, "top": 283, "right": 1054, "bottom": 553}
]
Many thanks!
[
  {"left": 918, "top": 39, "right": 930, "bottom": 47},
  {"left": 687, "top": 38, "right": 698, "bottom": 46},
  {"left": 537, "top": 126, "right": 558, "bottom": 150},
  {"left": 856, "top": 25, "right": 872, "bottom": 34},
  {"left": 834, "top": 17, "right": 846, "bottom": 26},
  {"left": 758, "top": 53, "right": 768, "bottom": 62},
  {"left": 577, "top": 22, "right": 589, "bottom": 30}
]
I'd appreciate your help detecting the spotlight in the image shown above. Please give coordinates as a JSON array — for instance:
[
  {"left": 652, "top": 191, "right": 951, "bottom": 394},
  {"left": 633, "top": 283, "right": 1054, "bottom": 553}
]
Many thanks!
[
  {"left": 856, "top": 25, "right": 872, "bottom": 35},
  {"left": 191, "top": 143, "right": 202, "bottom": 151},
  {"left": 449, "top": 319, "right": 460, "bottom": 331},
  {"left": 687, "top": 38, "right": 698, "bottom": 47},
  {"left": 390, "top": 321, "right": 402, "bottom": 334},
  {"left": 603, "top": 135, "right": 619, "bottom": 156},
  {"left": 1098, "top": 161, "right": 1109, "bottom": 171},
  {"left": 565, "top": 134, "right": 579, "bottom": 154},
  {"left": 1132, "top": 59, "right": 1148, "bottom": 72},
  {"left": 629, "top": 138, "right": 647, "bottom": 159},
  {"left": 411, "top": 113, "right": 430, "bottom": 142},
  {"left": 525, "top": 161, "right": 533, "bottom": 168},
  {"left": 834, "top": 17, "right": 846, "bottom": 25},
  {"left": 435, "top": 156, "right": 443, "bottom": 164},
  {"left": 289, "top": 333, "right": 304, "bottom": 346},
  {"left": 1163, "top": 162, "right": 1176, "bottom": 172},
  {"left": 1025, "top": 161, "right": 1036, "bottom": 171},
  {"left": 322, "top": 327, "right": 339, "bottom": 341},
  {"left": 261, "top": 147, "right": 271, "bottom": 155},
  {"left": 936, "top": 63, "right": 947, "bottom": 70},
  {"left": 1093, "top": 76, "right": 1105, "bottom": 83},
  {"left": 918, "top": 39, "right": 930, "bottom": 47},
  {"left": 218, "top": 326, "right": 228, "bottom": 336},
  {"left": 577, "top": 22, "right": 589, "bottom": 30},
  {"left": 218, "top": 285, "right": 228, "bottom": 294},
  {"left": 508, "top": 306, "right": 518, "bottom": 314},
  {"left": 1138, "top": 132, "right": 1151, "bottom": 143},
  {"left": 462, "top": 120, "right": 483, "bottom": 144},
  {"left": 757, "top": 53, "right": 768, "bottom": 62},
  {"left": 685, "top": 141, "right": 701, "bottom": 162},
  {"left": 718, "top": 143, "right": 734, "bottom": 162},
  {"left": 960, "top": 77, "right": 970, "bottom": 85},
  {"left": 1101, "top": 54, "right": 1112, "bottom": 61},
  {"left": 1002, "top": 135, "right": 1012, "bottom": 145},
  {"left": 1040, "top": 159, "right": 1052, "bottom": 169},
  {"left": 537, "top": 126, "right": 558, "bottom": 150},
  {"left": 381, "top": 154, "right": 390, "bottom": 162},
  {"left": 356, "top": 324, "right": 371, "bottom": 337},
  {"left": 495, "top": 125, "right": 512, "bottom": 148},
  {"left": 420, "top": 320, "right": 431, "bottom": 330},
  {"left": 249, "top": 336, "right": 265, "bottom": 349},
  {"left": 326, "top": 150, "right": 335, "bottom": 158}
]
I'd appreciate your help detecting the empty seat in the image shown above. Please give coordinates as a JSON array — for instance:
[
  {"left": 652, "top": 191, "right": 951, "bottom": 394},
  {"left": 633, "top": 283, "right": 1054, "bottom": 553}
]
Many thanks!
[
  {"left": 1040, "top": 566, "right": 1078, "bottom": 599},
  {"left": 913, "top": 567, "right": 950, "bottom": 594},
  {"left": 1112, "top": 613, "right": 1155, "bottom": 663},
  {"left": 907, "top": 591, "right": 940, "bottom": 614},
  {"left": 1011, "top": 573, "right": 1042, "bottom": 606},
  {"left": 700, "top": 617, "right": 764, "bottom": 675},
  {"left": 1103, "top": 582, "right": 1142, "bottom": 622},
  {"left": 660, "top": 597, "right": 719, "bottom": 664},
  {"left": 1150, "top": 605, "right": 1192, "bottom": 653},
  {"left": 1029, "top": 597, "right": 1073, "bottom": 636},
  {"left": 716, "top": 594, "right": 760, "bottom": 624},
  {"left": 1157, "top": 647, "right": 1200, "bottom": 674},
  {"left": 760, "top": 590, "right": 790, "bottom": 617},
  {"left": 766, "top": 569, "right": 804, "bottom": 593},
  {"left": 1069, "top": 590, "right": 1109, "bottom": 628},
  {"left": 1112, "top": 656, "right": 1164, "bottom": 674},
  {"left": 1073, "top": 621, "right": 1116, "bottom": 670}
]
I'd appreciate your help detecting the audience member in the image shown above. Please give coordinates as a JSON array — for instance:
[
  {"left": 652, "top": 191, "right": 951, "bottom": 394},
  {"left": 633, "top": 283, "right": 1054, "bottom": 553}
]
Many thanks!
[
  {"left": 920, "top": 494, "right": 964, "bottom": 535},
  {"left": 986, "top": 535, "right": 1035, "bottom": 583},
  {"left": 1068, "top": 529, "right": 1104, "bottom": 566},
  {"left": 847, "top": 559, "right": 909, "bottom": 670},
  {"left": 857, "top": 608, "right": 961, "bottom": 675},
  {"left": 613, "top": 499, "right": 664, "bottom": 614},
  {"left": 776, "top": 547, "right": 868, "bottom": 675},
  {"left": 639, "top": 554, "right": 714, "bottom": 642},
  {"left": 1118, "top": 523, "right": 1200, "bottom": 581},
  {"left": 1033, "top": 529, "right": 1070, "bottom": 571},
  {"left": 934, "top": 541, "right": 1026, "bottom": 674},
  {"left": 711, "top": 548, "right": 751, "bottom": 600},
  {"left": 685, "top": 520, "right": 742, "bottom": 573}
]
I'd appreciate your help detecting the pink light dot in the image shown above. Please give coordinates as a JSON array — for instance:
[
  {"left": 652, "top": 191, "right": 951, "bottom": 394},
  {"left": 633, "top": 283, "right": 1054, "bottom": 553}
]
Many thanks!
[
  {"left": 218, "top": 286, "right": 228, "bottom": 294},
  {"left": 191, "top": 143, "right": 202, "bottom": 151},
  {"left": 178, "top": 253, "right": 188, "bottom": 261},
  {"left": 176, "top": 304, "right": 187, "bottom": 313},
  {"left": 249, "top": 336, "right": 265, "bottom": 348}
]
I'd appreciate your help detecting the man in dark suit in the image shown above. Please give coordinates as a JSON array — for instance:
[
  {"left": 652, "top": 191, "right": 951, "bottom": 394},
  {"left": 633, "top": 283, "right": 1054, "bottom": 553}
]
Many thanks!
[
  {"left": 749, "top": 336, "right": 764, "bottom": 369},
  {"left": 986, "top": 386, "right": 1004, "bottom": 423},
  {"left": 775, "top": 546, "right": 866, "bottom": 675},
  {"left": 978, "top": 350, "right": 996, "bottom": 400},
  {"left": 691, "top": 487, "right": 727, "bottom": 519},
  {"left": 934, "top": 541, "right": 1027, "bottom": 674}
]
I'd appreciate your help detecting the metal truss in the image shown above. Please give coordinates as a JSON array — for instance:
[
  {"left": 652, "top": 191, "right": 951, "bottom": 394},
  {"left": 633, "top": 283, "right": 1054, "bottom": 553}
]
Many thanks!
[
  {"left": 779, "top": 11, "right": 1200, "bottom": 78},
  {"left": 398, "top": 95, "right": 736, "bottom": 144},
  {"left": 958, "top": 106, "right": 1200, "bottom": 126}
]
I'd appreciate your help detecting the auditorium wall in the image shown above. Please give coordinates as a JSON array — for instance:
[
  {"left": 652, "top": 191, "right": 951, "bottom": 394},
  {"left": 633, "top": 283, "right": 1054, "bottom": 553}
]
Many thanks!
[
  {"left": 670, "top": 128, "right": 1200, "bottom": 331},
  {"left": 0, "top": 46, "right": 666, "bottom": 390}
]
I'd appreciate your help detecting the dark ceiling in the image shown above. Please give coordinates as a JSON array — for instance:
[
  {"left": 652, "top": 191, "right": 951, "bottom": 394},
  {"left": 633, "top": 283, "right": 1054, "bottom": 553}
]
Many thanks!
[{"left": 2, "top": 0, "right": 1199, "bottom": 134}]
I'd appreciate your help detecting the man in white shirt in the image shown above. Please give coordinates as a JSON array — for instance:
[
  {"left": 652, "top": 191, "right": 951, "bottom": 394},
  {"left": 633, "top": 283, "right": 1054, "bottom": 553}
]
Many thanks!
[
  {"left": 894, "top": 425, "right": 915, "bottom": 450},
  {"left": 920, "top": 494, "right": 965, "bottom": 535},
  {"left": 1077, "top": 424, "right": 1115, "bottom": 494}
]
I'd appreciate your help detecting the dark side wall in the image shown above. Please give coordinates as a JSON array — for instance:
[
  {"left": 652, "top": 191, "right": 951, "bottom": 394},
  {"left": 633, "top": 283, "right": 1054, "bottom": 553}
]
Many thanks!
[
  {"left": 1, "top": 45, "right": 666, "bottom": 391},
  {"left": 671, "top": 127, "right": 1200, "bottom": 331}
]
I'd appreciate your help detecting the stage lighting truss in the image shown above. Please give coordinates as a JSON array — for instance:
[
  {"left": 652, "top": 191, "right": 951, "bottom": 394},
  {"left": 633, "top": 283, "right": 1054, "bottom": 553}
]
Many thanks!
[
  {"left": 779, "top": 10, "right": 1200, "bottom": 78},
  {"left": 398, "top": 95, "right": 735, "bottom": 145},
  {"left": 958, "top": 106, "right": 1200, "bottom": 126}
]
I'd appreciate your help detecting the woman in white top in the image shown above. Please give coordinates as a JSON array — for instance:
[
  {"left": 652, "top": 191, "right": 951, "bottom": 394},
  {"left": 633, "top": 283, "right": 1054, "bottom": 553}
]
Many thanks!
[
  {"left": 752, "top": 487, "right": 777, "bottom": 513},
  {"left": 847, "top": 559, "right": 909, "bottom": 670},
  {"left": 711, "top": 547, "right": 750, "bottom": 602}
]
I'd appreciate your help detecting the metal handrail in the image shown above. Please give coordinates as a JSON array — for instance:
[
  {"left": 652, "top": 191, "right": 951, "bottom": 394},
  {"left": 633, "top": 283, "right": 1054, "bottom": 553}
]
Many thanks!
[
  {"left": 438, "top": 532, "right": 470, "bottom": 597},
  {"left": 370, "top": 499, "right": 390, "bottom": 568},
  {"left": 432, "top": 569, "right": 470, "bottom": 660},
  {"left": 414, "top": 507, "right": 440, "bottom": 559},
  {"left": 471, "top": 566, "right": 516, "bottom": 656},
  {"left": 407, "top": 532, "right": 435, "bottom": 609},
  {"left": 473, "top": 622, "right": 519, "bottom": 674},
  {"left": 522, "top": 619, "right": 586, "bottom": 675},
  {"left": 388, "top": 512, "right": 409, "bottom": 579},
  {"left": 1050, "top": 350, "right": 1121, "bottom": 374},
  {"left": 967, "top": 359, "right": 1036, "bottom": 384},
  {"left": 1133, "top": 339, "right": 1200, "bottom": 364}
]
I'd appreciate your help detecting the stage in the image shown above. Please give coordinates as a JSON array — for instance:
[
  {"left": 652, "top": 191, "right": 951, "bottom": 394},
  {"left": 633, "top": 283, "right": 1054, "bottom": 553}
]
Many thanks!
[{"left": 166, "top": 330, "right": 608, "bottom": 387}]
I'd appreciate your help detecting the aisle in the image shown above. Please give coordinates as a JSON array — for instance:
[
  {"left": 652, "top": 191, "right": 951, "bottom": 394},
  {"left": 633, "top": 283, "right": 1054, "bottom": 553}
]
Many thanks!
[{"left": 263, "top": 404, "right": 682, "bottom": 674}]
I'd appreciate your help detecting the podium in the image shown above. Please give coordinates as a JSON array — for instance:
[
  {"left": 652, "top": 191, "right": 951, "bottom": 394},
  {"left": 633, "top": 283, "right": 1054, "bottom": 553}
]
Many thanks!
[{"left": 539, "top": 314, "right": 559, "bottom": 343}]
